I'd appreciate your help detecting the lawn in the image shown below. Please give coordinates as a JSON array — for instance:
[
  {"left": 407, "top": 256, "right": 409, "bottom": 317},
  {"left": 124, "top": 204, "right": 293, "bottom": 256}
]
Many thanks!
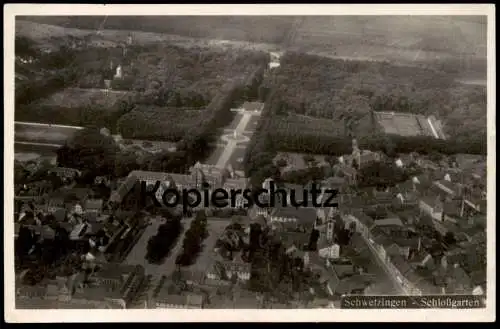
[
  {"left": 226, "top": 113, "right": 244, "bottom": 130},
  {"left": 226, "top": 147, "right": 249, "bottom": 172},
  {"left": 204, "top": 145, "right": 227, "bottom": 166},
  {"left": 15, "top": 123, "right": 81, "bottom": 144},
  {"left": 14, "top": 142, "right": 59, "bottom": 161},
  {"left": 292, "top": 16, "right": 486, "bottom": 65},
  {"left": 243, "top": 115, "right": 261, "bottom": 133}
]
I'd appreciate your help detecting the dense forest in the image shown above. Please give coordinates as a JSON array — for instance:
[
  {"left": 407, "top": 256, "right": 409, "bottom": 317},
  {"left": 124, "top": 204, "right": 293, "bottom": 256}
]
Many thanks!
[
  {"left": 15, "top": 36, "right": 268, "bottom": 140},
  {"left": 261, "top": 52, "right": 487, "bottom": 140}
]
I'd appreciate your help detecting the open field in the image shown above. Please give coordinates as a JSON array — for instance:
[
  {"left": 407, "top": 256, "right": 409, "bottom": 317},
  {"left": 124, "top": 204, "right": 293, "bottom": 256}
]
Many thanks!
[
  {"left": 14, "top": 142, "right": 59, "bottom": 163},
  {"left": 18, "top": 16, "right": 486, "bottom": 77},
  {"left": 293, "top": 16, "right": 486, "bottom": 60},
  {"left": 15, "top": 122, "right": 81, "bottom": 144},
  {"left": 36, "top": 88, "right": 131, "bottom": 109}
]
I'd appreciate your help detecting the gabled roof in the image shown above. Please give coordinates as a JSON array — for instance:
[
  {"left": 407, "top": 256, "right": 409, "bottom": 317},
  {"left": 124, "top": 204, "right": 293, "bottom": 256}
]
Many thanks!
[
  {"left": 419, "top": 195, "right": 442, "bottom": 209},
  {"left": 85, "top": 199, "right": 104, "bottom": 210},
  {"left": 390, "top": 254, "right": 413, "bottom": 276},
  {"left": 336, "top": 274, "right": 376, "bottom": 294},
  {"left": 370, "top": 216, "right": 404, "bottom": 229}
]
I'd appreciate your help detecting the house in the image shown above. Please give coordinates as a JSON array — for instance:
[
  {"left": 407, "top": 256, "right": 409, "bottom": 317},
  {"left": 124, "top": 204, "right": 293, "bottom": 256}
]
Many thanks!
[
  {"left": 371, "top": 189, "right": 394, "bottom": 205},
  {"left": 351, "top": 139, "right": 381, "bottom": 169},
  {"left": 20, "top": 264, "right": 145, "bottom": 309},
  {"left": 316, "top": 262, "right": 374, "bottom": 297},
  {"left": 344, "top": 211, "right": 374, "bottom": 239},
  {"left": 318, "top": 243, "right": 341, "bottom": 260},
  {"left": 71, "top": 264, "right": 144, "bottom": 308},
  {"left": 32, "top": 225, "right": 56, "bottom": 241},
  {"left": 108, "top": 173, "right": 139, "bottom": 206},
  {"left": 70, "top": 223, "right": 91, "bottom": 240},
  {"left": 206, "top": 252, "right": 251, "bottom": 283},
  {"left": 241, "top": 101, "right": 264, "bottom": 113},
  {"left": 432, "top": 180, "right": 459, "bottom": 198},
  {"left": 394, "top": 190, "right": 419, "bottom": 208},
  {"left": 370, "top": 234, "right": 393, "bottom": 261},
  {"left": 154, "top": 291, "right": 205, "bottom": 309},
  {"left": 387, "top": 254, "right": 420, "bottom": 293},
  {"left": 281, "top": 231, "right": 312, "bottom": 253},
  {"left": 46, "top": 197, "right": 66, "bottom": 214},
  {"left": 442, "top": 199, "right": 465, "bottom": 223},
  {"left": 48, "top": 167, "right": 82, "bottom": 180},
  {"left": 385, "top": 243, "right": 411, "bottom": 260},
  {"left": 323, "top": 176, "right": 346, "bottom": 191},
  {"left": 269, "top": 207, "right": 316, "bottom": 231},
  {"left": 170, "top": 269, "right": 206, "bottom": 286},
  {"left": 338, "top": 166, "right": 357, "bottom": 185},
  {"left": 85, "top": 199, "right": 104, "bottom": 215},
  {"left": 370, "top": 216, "right": 404, "bottom": 231},
  {"left": 222, "top": 177, "right": 248, "bottom": 208},
  {"left": 419, "top": 195, "right": 444, "bottom": 221},
  {"left": 282, "top": 183, "right": 313, "bottom": 207},
  {"left": 409, "top": 251, "right": 435, "bottom": 270}
]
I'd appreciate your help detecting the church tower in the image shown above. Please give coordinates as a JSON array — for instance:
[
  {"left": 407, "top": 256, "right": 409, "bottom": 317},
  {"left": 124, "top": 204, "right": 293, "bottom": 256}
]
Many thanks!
[{"left": 326, "top": 220, "right": 334, "bottom": 242}]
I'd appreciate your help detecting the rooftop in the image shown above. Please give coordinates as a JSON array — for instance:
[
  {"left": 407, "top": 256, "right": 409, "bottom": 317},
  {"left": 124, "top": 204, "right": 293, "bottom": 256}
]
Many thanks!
[
  {"left": 271, "top": 207, "right": 317, "bottom": 227},
  {"left": 241, "top": 101, "right": 264, "bottom": 112}
]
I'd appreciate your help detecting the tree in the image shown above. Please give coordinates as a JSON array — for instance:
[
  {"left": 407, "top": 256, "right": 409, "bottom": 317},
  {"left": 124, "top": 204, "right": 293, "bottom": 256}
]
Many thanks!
[
  {"left": 146, "top": 219, "right": 182, "bottom": 264},
  {"left": 276, "top": 158, "right": 288, "bottom": 168},
  {"left": 443, "top": 232, "right": 457, "bottom": 247},
  {"left": 302, "top": 154, "right": 315, "bottom": 167},
  {"left": 57, "top": 128, "right": 119, "bottom": 175},
  {"left": 324, "top": 155, "right": 338, "bottom": 168}
]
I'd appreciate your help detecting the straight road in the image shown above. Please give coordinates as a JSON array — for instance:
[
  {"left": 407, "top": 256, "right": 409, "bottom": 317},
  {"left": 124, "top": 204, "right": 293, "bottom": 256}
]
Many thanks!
[{"left": 360, "top": 235, "right": 409, "bottom": 296}]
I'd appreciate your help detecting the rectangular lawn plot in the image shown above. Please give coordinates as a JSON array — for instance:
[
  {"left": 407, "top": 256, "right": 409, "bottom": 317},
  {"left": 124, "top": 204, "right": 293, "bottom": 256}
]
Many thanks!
[
  {"left": 226, "top": 113, "right": 244, "bottom": 130},
  {"left": 243, "top": 115, "right": 261, "bottom": 133},
  {"left": 15, "top": 123, "right": 81, "bottom": 144},
  {"left": 226, "top": 147, "right": 248, "bottom": 172},
  {"left": 15, "top": 142, "right": 60, "bottom": 157},
  {"left": 204, "top": 145, "right": 227, "bottom": 166}
]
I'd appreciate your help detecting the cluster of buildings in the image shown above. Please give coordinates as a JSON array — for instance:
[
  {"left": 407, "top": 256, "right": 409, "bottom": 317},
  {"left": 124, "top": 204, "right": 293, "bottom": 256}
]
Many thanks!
[
  {"left": 16, "top": 263, "right": 145, "bottom": 309},
  {"left": 108, "top": 162, "right": 248, "bottom": 211},
  {"left": 14, "top": 162, "right": 151, "bottom": 308},
  {"left": 325, "top": 147, "right": 487, "bottom": 297}
]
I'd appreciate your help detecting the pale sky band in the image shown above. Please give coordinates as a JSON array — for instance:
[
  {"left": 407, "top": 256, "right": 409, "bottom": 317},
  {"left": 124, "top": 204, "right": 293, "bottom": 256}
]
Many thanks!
[{"left": 137, "top": 180, "right": 339, "bottom": 211}]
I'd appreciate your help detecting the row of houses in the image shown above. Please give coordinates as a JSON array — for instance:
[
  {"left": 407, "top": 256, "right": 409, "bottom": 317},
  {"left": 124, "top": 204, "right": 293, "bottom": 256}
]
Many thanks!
[{"left": 16, "top": 264, "right": 145, "bottom": 309}]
